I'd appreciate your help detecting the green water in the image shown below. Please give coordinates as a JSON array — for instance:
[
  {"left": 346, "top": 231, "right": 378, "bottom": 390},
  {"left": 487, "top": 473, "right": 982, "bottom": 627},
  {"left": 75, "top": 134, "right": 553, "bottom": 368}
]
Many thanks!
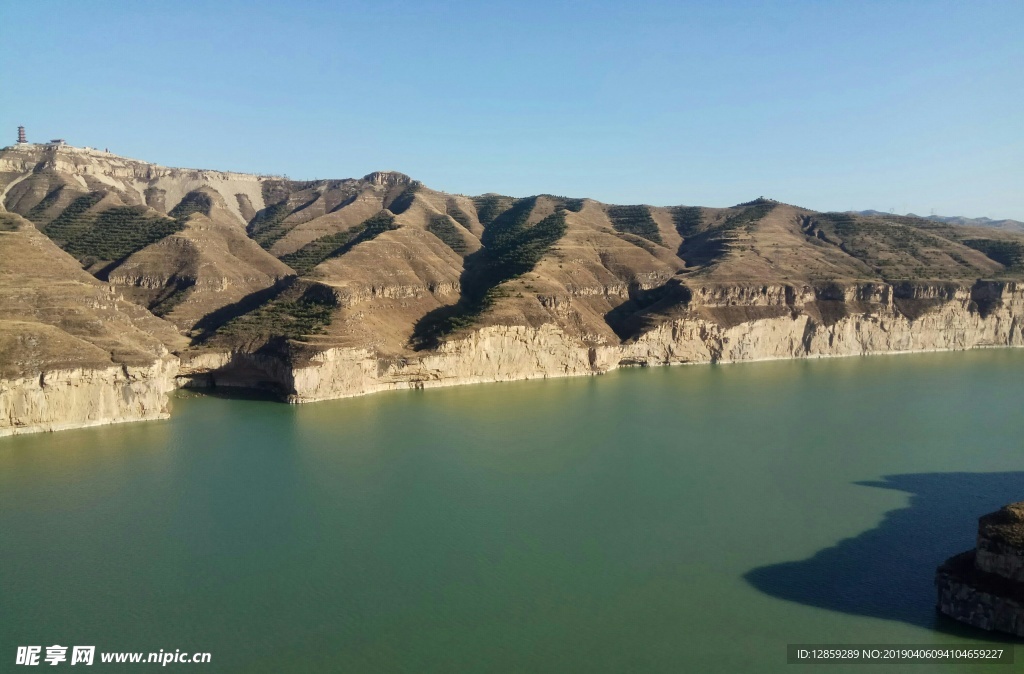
[{"left": 2, "top": 350, "right": 1023, "bottom": 672}]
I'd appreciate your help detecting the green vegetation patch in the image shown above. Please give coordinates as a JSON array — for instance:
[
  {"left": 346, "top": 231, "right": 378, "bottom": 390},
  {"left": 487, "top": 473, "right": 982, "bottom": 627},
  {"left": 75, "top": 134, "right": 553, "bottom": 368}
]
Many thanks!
[
  {"left": 678, "top": 203, "right": 774, "bottom": 268},
  {"left": 149, "top": 278, "right": 196, "bottom": 317},
  {"left": 427, "top": 215, "right": 468, "bottom": 254},
  {"left": 480, "top": 197, "right": 536, "bottom": 251},
  {"left": 215, "top": 281, "right": 337, "bottom": 342},
  {"left": 280, "top": 212, "right": 397, "bottom": 275},
  {"left": 413, "top": 201, "right": 567, "bottom": 348},
  {"left": 261, "top": 180, "right": 288, "bottom": 204},
  {"left": 722, "top": 203, "right": 775, "bottom": 232},
  {"left": 446, "top": 201, "right": 474, "bottom": 230},
  {"left": 538, "top": 195, "right": 586, "bottom": 213},
  {"left": 248, "top": 201, "right": 294, "bottom": 250},
  {"left": 41, "top": 192, "right": 186, "bottom": 264},
  {"left": 606, "top": 205, "right": 662, "bottom": 244},
  {"left": 387, "top": 182, "right": 421, "bottom": 214},
  {"left": 472, "top": 194, "right": 516, "bottom": 226},
  {"left": 962, "top": 239, "right": 1024, "bottom": 270},
  {"left": 169, "top": 191, "right": 213, "bottom": 219},
  {"left": 25, "top": 186, "right": 65, "bottom": 223},
  {"left": 733, "top": 197, "right": 778, "bottom": 207},
  {"left": 880, "top": 214, "right": 945, "bottom": 229},
  {"left": 42, "top": 192, "right": 105, "bottom": 243},
  {"left": 670, "top": 206, "right": 703, "bottom": 238},
  {"left": 815, "top": 212, "right": 983, "bottom": 279},
  {"left": 63, "top": 207, "right": 184, "bottom": 263},
  {"left": 484, "top": 204, "right": 564, "bottom": 279}
]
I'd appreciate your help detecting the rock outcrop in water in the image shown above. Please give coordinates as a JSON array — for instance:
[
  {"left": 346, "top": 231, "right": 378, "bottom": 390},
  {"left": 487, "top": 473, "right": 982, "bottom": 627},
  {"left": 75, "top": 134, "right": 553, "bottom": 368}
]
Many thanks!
[
  {"left": 936, "top": 502, "right": 1024, "bottom": 637},
  {"left": 3, "top": 143, "right": 1024, "bottom": 435}
]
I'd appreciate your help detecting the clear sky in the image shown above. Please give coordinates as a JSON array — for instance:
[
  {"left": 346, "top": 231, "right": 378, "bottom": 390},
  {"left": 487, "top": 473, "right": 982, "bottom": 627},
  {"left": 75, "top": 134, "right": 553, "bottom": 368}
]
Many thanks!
[{"left": 2, "top": 0, "right": 1021, "bottom": 218}]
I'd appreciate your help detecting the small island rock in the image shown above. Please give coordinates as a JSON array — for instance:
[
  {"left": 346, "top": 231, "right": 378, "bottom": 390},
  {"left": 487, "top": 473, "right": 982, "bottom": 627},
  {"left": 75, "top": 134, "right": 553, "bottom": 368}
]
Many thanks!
[{"left": 936, "top": 501, "right": 1024, "bottom": 637}]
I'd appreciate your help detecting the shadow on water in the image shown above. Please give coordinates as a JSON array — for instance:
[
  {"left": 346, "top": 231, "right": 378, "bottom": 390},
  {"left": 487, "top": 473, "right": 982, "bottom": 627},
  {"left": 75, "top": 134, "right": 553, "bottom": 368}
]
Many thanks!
[{"left": 745, "top": 471, "right": 1024, "bottom": 640}]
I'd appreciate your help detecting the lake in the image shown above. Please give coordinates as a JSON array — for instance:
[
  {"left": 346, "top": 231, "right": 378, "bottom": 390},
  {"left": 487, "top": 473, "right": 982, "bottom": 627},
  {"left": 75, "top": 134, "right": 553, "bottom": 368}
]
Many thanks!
[{"left": 2, "top": 350, "right": 1023, "bottom": 672}]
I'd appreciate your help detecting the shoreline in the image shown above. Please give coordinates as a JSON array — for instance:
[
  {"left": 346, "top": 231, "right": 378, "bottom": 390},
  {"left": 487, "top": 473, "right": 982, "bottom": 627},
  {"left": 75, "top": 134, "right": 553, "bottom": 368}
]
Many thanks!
[
  {"left": 282, "top": 341, "right": 1024, "bottom": 404},
  {"left": 5, "top": 279, "right": 1024, "bottom": 438},
  {"left": 8, "top": 342, "right": 1020, "bottom": 441}
]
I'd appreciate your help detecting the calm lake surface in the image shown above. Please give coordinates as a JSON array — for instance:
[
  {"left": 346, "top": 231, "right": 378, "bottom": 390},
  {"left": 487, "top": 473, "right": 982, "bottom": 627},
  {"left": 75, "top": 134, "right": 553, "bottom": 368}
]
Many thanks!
[{"left": 2, "top": 350, "right": 1023, "bottom": 672}]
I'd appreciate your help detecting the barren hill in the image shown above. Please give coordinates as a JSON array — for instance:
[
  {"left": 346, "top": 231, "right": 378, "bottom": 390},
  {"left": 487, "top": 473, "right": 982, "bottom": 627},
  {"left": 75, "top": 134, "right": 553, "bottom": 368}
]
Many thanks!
[
  {"left": 0, "top": 210, "right": 185, "bottom": 434},
  {"left": 2, "top": 142, "right": 1023, "bottom": 435}
]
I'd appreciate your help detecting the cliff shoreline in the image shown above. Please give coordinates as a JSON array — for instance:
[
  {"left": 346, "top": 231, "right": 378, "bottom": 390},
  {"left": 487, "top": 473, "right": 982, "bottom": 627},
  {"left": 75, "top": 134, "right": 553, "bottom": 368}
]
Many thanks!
[
  {"left": 3, "top": 279, "right": 1021, "bottom": 437},
  {"left": 3, "top": 142, "right": 1024, "bottom": 438},
  {"left": 0, "top": 356, "right": 179, "bottom": 438},
  {"left": 201, "top": 342, "right": 1024, "bottom": 406},
  {"left": 177, "top": 279, "right": 1024, "bottom": 404}
]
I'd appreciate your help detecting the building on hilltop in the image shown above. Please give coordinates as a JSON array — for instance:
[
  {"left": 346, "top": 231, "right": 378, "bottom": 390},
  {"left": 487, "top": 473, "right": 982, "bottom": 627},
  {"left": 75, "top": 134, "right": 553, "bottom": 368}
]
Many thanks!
[{"left": 17, "top": 126, "right": 26, "bottom": 144}]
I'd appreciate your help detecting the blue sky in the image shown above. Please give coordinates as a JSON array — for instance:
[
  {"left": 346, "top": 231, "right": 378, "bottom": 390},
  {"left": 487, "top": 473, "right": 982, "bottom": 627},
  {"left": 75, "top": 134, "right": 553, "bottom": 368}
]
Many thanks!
[{"left": 2, "top": 1, "right": 1021, "bottom": 218}]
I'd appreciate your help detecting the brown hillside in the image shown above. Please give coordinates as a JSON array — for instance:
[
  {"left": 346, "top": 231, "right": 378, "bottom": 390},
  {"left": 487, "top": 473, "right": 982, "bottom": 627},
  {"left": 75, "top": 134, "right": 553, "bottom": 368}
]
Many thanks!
[{"left": 3, "top": 144, "right": 1023, "bottom": 369}]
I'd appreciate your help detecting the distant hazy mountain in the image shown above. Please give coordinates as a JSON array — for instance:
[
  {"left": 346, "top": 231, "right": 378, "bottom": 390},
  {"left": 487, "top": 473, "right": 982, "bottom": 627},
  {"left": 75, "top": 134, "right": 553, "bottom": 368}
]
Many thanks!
[{"left": 853, "top": 210, "right": 1024, "bottom": 233}]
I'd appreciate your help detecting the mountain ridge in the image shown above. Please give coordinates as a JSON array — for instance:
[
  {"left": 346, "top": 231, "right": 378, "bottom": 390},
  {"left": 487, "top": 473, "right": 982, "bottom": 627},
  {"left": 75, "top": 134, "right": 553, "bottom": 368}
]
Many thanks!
[{"left": 2, "top": 142, "right": 1023, "bottom": 436}]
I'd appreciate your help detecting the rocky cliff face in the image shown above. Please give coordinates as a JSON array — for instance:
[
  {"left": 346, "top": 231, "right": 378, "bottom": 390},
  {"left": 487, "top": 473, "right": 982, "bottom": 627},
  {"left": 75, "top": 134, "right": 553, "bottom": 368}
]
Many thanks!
[
  {"left": 4, "top": 144, "right": 1024, "bottom": 435},
  {"left": 10, "top": 275, "right": 1021, "bottom": 434},
  {"left": 0, "top": 143, "right": 265, "bottom": 226},
  {"left": 179, "top": 280, "right": 1024, "bottom": 402},
  {"left": 0, "top": 357, "right": 179, "bottom": 437},
  {"left": 0, "top": 212, "right": 185, "bottom": 437},
  {"left": 936, "top": 502, "right": 1024, "bottom": 637},
  {"left": 621, "top": 280, "right": 1023, "bottom": 365}
]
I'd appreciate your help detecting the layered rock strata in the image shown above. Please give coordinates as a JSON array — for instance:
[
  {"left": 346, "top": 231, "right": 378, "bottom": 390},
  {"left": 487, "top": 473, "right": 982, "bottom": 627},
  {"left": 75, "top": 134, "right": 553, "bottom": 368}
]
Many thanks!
[
  {"left": 179, "top": 280, "right": 1024, "bottom": 402},
  {"left": 936, "top": 502, "right": 1024, "bottom": 637},
  {"left": 5, "top": 143, "right": 1024, "bottom": 435},
  {"left": 0, "top": 358, "right": 179, "bottom": 436},
  {"left": 0, "top": 213, "right": 184, "bottom": 437}
]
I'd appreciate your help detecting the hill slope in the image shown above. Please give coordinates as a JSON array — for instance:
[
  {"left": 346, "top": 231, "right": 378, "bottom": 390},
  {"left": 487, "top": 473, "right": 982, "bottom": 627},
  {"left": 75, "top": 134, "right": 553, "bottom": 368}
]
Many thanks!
[
  {"left": 0, "top": 211, "right": 184, "bottom": 435},
  {"left": 2, "top": 143, "right": 1023, "bottom": 432}
]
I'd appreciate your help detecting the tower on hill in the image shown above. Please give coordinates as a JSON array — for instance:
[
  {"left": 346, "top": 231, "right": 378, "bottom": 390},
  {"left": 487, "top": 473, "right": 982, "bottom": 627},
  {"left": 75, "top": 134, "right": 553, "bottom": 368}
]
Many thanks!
[{"left": 17, "top": 126, "right": 26, "bottom": 144}]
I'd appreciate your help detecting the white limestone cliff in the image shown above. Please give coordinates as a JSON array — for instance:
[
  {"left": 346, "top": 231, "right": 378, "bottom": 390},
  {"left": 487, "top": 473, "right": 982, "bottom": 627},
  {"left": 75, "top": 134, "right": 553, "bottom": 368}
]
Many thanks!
[
  {"left": 0, "top": 355, "right": 179, "bottom": 437},
  {"left": 180, "top": 281, "right": 1024, "bottom": 404}
]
